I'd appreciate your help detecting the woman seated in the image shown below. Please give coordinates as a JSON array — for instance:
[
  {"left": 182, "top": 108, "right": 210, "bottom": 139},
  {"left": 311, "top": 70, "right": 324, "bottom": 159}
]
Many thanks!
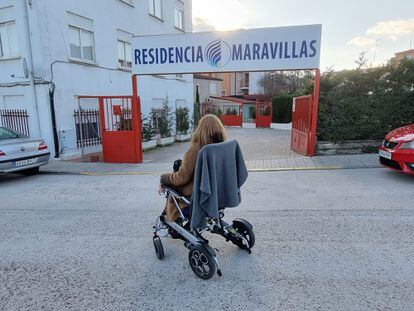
[{"left": 159, "top": 114, "right": 227, "bottom": 221}]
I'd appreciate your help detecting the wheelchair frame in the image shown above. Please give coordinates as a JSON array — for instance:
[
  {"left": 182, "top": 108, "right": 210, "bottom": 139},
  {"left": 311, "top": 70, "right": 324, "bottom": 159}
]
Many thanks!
[{"left": 153, "top": 186, "right": 254, "bottom": 279}]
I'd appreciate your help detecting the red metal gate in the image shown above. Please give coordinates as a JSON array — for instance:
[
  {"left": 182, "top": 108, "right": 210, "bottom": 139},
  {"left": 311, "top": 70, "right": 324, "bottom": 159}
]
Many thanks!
[
  {"left": 291, "top": 95, "right": 312, "bottom": 156},
  {"left": 98, "top": 96, "right": 143, "bottom": 163},
  {"left": 291, "top": 70, "right": 320, "bottom": 156},
  {"left": 255, "top": 100, "right": 272, "bottom": 128}
]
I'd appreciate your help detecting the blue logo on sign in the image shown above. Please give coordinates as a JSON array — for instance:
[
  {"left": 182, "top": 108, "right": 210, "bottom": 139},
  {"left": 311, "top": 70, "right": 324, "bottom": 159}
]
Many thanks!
[{"left": 205, "top": 39, "right": 231, "bottom": 68}]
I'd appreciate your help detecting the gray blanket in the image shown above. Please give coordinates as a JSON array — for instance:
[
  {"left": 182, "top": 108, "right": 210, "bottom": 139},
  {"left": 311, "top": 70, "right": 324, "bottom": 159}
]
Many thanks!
[{"left": 190, "top": 140, "right": 248, "bottom": 229}]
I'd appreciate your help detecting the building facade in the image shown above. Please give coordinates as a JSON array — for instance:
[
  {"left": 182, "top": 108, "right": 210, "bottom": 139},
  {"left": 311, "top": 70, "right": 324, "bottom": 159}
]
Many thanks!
[
  {"left": 193, "top": 73, "right": 223, "bottom": 104},
  {"left": 221, "top": 71, "right": 264, "bottom": 96},
  {"left": 392, "top": 49, "right": 414, "bottom": 63},
  {"left": 0, "top": 0, "right": 193, "bottom": 159}
]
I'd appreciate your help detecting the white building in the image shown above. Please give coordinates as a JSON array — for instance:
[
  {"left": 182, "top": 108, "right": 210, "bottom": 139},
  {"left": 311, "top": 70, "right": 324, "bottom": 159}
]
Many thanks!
[{"left": 0, "top": 0, "right": 193, "bottom": 159}]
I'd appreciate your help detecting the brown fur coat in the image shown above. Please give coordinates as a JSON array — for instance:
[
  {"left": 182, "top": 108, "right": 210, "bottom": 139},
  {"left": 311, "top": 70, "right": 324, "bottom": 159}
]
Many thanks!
[{"left": 160, "top": 144, "right": 199, "bottom": 221}]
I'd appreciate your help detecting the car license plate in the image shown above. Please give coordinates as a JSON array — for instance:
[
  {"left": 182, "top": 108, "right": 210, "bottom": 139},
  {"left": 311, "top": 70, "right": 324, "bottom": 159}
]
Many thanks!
[
  {"left": 379, "top": 150, "right": 392, "bottom": 160},
  {"left": 14, "top": 158, "right": 38, "bottom": 167}
]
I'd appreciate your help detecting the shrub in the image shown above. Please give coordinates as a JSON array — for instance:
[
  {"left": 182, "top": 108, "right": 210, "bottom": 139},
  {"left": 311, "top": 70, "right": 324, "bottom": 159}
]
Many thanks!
[
  {"left": 262, "top": 107, "right": 271, "bottom": 116},
  {"left": 206, "top": 107, "right": 222, "bottom": 117},
  {"left": 225, "top": 107, "right": 238, "bottom": 115},
  {"left": 142, "top": 115, "right": 154, "bottom": 142},
  {"left": 176, "top": 107, "right": 190, "bottom": 135},
  {"left": 271, "top": 93, "right": 297, "bottom": 123},
  {"left": 317, "top": 59, "right": 414, "bottom": 141},
  {"left": 251, "top": 106, "right": 256, "bottom": 119},
  {"left": 152, "top": 100, "right": 173, "bottom": 138}
]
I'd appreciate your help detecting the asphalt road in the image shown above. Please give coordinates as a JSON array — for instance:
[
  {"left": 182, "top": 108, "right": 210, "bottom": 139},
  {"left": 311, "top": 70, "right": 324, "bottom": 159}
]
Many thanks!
[{"left": 0, "top": 168, "right": 413, "bottom": 310}]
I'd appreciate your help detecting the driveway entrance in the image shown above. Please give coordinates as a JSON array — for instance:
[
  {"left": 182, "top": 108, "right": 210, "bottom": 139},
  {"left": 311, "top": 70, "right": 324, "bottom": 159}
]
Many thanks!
[
  {"left": 144, "top": 127, "right": 300, "bottom": 164},
  {"left": 227, "top": 127, "right": 299, "bottom": 161}
]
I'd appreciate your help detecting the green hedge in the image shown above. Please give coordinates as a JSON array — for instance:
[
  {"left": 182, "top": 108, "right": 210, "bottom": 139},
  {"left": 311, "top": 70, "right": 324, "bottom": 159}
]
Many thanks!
[
  {"left": 317, "top": 59, "right": 414, "bottom": 141},
  {"left": 271, "top": 93, "right": 297, "bottom": 123}
]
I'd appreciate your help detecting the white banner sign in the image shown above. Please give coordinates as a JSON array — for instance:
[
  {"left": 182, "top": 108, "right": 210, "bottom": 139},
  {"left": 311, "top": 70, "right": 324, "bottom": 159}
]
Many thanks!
[{"left": 132, "top": 25, "right": 322, "bottom": 75}]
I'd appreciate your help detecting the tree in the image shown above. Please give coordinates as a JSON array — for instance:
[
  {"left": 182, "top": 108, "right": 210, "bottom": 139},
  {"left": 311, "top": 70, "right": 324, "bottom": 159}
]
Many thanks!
[
  {"left": 193, "top": 86, "right": 201, "bottom": 127},
  {"left": 258, "top": 71, "right": 309, "bottom": 96},
  {"left": 355, "top": 51, "right": 369, "bottom": 70}
]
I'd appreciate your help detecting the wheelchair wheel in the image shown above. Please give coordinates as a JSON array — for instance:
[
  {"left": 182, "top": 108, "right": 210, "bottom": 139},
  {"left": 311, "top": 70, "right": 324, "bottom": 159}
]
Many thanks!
[
  {"left": 188, "top": 245, "right": 217, "bottom": 280},
  {"left": 233, "top": 218, "right": 255, "bottom": 250},
  {"left": 153, "top": 236, "right": 164, "bottom": 260}
]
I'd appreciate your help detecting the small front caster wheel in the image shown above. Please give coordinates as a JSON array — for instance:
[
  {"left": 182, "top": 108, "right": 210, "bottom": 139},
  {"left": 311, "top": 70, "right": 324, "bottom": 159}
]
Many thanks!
[
  {"left": 233, "top": 218, "right": 255, "bottom": 250},
  {"left": 153, "top": 236, "right": 164, "bottom": 260},
  {"left": 188, "top": 245, "right": 217, "bottom": 280}
]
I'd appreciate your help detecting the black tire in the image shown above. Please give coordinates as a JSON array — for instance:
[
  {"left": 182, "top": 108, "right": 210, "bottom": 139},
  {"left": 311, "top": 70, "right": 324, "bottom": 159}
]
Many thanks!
[
  {"left": 153, "top": 236, "right": 164, "bottom": 260},
  {"left": 188, "top": 245, "right": 217, "bottom": 280},
  {"left": 21, "top": 167, "right": 40, "bottom": 175},
  {"left": 233, "top": 219, "right": 255, "bottom": 249}
]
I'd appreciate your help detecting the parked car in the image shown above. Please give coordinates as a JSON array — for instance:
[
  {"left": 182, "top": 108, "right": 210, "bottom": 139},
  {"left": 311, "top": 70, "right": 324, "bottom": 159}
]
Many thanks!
[
  {"left": 379, "top": 124, "right": 414, "bottom": 175},
  {"left": 0, "top": 127, "right": 50, "bottom": 175}
]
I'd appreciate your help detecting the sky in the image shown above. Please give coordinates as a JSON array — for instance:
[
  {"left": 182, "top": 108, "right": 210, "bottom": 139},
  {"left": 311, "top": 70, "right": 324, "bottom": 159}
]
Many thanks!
[{"left": 192, "top": 0, "right": 414, "bottom": 70}]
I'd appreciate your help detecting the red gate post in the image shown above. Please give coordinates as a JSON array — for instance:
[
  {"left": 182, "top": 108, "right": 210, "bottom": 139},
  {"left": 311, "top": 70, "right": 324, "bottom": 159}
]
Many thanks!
[
  {"left": 255, "top": 98, "right": 259, "bottom": 128},
  {"left": 98, "top": 96, "right": 105, "bottom": 145},
  {"left": 308, "top": 69, "right": 321, "bottom": 157},
  {"left": 132, "top": 74, "right": 143, "bottom": 163}
]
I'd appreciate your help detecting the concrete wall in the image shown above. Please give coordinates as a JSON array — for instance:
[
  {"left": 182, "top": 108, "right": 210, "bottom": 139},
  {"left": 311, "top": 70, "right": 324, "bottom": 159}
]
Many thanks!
[{"left": 0, "top": 0, "right": 194, "bottom": 159}]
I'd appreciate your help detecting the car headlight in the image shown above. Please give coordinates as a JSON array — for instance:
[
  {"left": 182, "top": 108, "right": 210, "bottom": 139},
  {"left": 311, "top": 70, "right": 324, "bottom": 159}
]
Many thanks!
[{"left": 400, "top": 141, "right": 414, "bottom": 150}]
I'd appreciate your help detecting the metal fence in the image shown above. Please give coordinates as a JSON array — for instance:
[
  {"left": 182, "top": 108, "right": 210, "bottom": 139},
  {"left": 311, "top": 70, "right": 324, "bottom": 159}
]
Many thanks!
[
  {"left": 74, "top": 109, "right": 101, "bottom": 148},
  {"left": 0, "top": 109, "right": 30, "bottom": 136},
  {"left": 151, "top": 107, "right": 163, "bottom": 137},
  {"left": 201, "top": 103, "right": 241, "bottom": 116}
]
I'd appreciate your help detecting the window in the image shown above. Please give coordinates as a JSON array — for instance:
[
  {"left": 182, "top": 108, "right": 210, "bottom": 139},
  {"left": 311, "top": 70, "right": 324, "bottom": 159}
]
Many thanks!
[
  {"left": 149, "top": 0, "right": 162, "bottom": 20},
  {"left": 118, "top": 40, "right": 132, "bottom": 69},
  {"left": 209, "top": 83, "right": 217, "bottom": 95},
  {"left": 69, "top": 26, "right": 95, "bottom": 61},
  {"left": 0, "top": 127, "right": 23, "bottom": 140},
  {"left": 0, "top": 21, "right": 18, "bottom": 59},
  {"left": 174, "top": 8, "right": 184, "bottom": 30}
]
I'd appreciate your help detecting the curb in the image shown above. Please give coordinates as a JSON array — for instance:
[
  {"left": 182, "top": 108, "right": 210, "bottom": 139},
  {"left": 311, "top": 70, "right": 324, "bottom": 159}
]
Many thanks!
[
  {"left": 248, "top": 165, "right": 380, "bottom": 173},
  {"left": 40, "top": 165, "right": 382, "bottom": 176}
]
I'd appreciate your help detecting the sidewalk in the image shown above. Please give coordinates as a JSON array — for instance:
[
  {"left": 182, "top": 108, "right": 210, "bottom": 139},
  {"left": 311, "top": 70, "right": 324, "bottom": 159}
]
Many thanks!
[
  {"left": 41, "top": 128, "right": 381, "bottom": 175},
  {"left": 41, "top": 153, "right": 381, "bottom": 175},
  {"left": 246, "top": 153, "right": 380, "bottom": 171}
]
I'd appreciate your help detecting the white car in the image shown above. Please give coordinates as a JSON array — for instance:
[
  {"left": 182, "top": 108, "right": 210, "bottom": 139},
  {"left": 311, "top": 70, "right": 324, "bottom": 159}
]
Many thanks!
[{"left": 0, "top": 127, "right": 50, "bottom": 175}]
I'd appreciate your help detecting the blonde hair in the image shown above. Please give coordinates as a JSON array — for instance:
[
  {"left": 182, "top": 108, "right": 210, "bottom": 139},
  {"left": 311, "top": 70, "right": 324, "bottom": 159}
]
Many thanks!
[{"left": 191, "top": 114, "right": 227, "bottom": 148}]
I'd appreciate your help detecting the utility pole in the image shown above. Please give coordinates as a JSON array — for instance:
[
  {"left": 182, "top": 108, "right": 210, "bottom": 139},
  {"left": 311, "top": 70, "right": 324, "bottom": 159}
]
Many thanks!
[{"left": 23, "top": 0, "right": 42, "bottom": 137}]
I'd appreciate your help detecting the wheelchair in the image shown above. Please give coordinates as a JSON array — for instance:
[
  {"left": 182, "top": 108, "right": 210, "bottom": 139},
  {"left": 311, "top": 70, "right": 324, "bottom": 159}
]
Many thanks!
[{"left": 152, "top": 185, "right": 255, "bottom": 280}]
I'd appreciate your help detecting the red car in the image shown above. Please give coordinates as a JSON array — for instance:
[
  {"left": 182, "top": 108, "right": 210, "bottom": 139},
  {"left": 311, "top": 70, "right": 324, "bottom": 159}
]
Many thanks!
[{"left": 379, "top": 124, "right": 414, "bottom": 175}]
